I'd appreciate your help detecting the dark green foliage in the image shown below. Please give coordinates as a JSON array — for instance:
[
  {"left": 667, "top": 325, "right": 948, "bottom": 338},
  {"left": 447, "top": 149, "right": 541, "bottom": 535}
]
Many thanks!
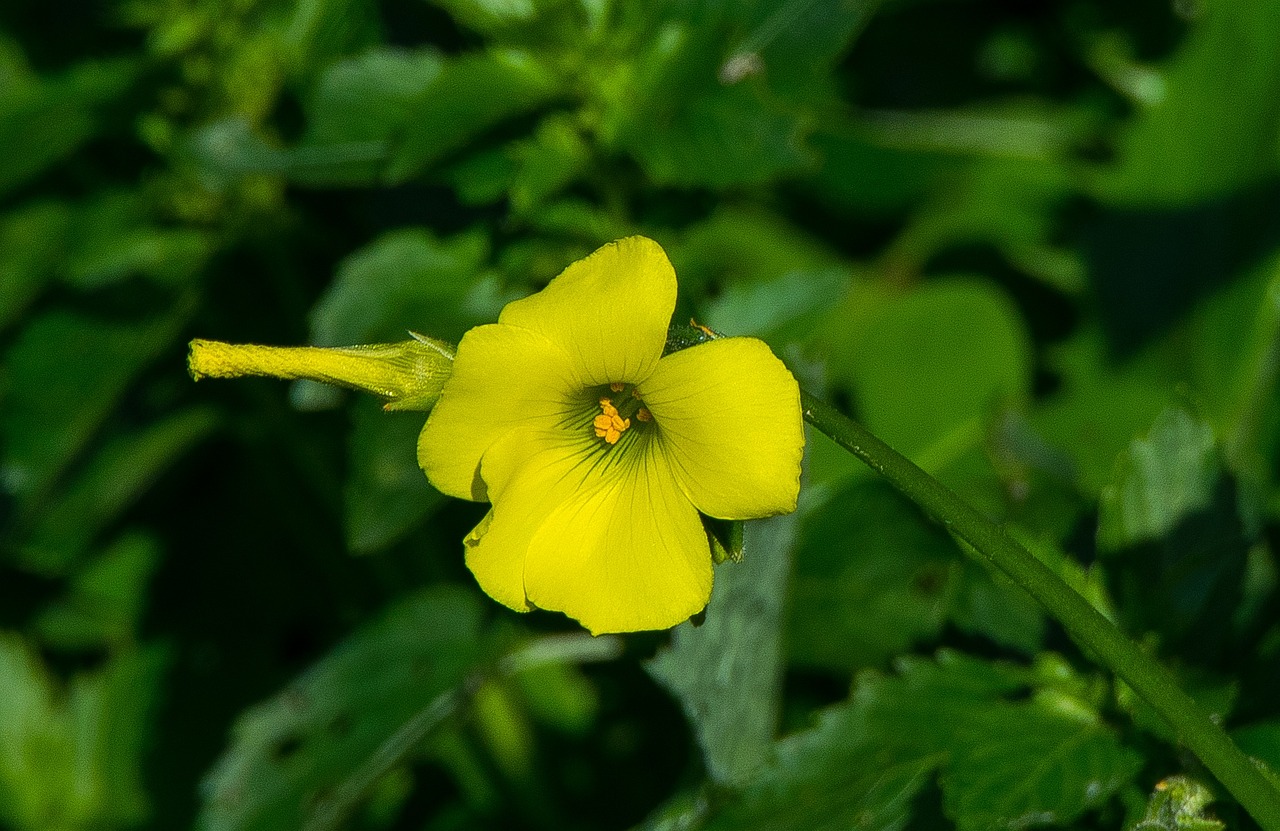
[{"left": 4, "top": 0, "right": 1280, "bottom": 829}]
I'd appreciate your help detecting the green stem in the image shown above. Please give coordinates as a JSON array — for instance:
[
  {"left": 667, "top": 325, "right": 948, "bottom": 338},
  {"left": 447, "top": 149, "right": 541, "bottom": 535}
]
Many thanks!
[{"left": 800, "top": 391, "right": 1280, "bottom": 830}]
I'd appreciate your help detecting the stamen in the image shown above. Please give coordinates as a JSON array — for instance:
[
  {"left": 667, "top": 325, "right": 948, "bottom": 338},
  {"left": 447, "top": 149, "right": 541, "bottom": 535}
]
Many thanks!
[
  {"left": 610, "top": 381, "right": 625, "bottom": 392},
  {"left": 593, "top": 396, "right": 632, "bottom": 444},
  {"left": 636, "top": 407, "right": 652, "bottom": 422}
]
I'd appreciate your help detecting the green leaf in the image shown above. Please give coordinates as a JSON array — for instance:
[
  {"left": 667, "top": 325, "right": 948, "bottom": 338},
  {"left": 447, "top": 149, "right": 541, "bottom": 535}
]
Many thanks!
[
  {"left": 1, "top": 310, "right": 187, "bottom": 521},
  {"left": 196, "top": 586, "right": 500, "bottom": 831},
  {"left": 70, "top": 647, "right": 168, "bottom": 828},
  {"left": 0, "top": 636, "right": 164, "bottom": 830},
  {"left": 947, "top": 556, "right": 1045, "bottom": 656},
  {"left": 705, "top": 652, "right": 1019, "bottom": 830},
  {"left": 508, "top": 115, "right": 590, "bottom": 215},
  {"left": 429, "top": 0, "right": 542, "bottom": 34},
  {"left": 385, "top": 50, "right": 558, "bottom": 185},
  {"left": 17, "top": 408, "right": 218, "bottom": 576},
  {"left": 600, "top": 0, "right": 878, "bottom": 188},
  {"left": 1232, "top": 720, "right": 1280, "bottom": 772},
  {"left": 293, "top": 48, "right": 443, "bottom": 186},
  {"left": 943, "top": 703, "right": 1143, "bottom": 831},
  {"left": 674, "top": 207, "right": 843, "bottom": 297},
  {"left": 1028, "top": 327, "right": 1174, "bottom": 496},
  {"left": 279, "top": 0, "right": 382, "bottom": 80},
  {"left": 708, "top": 651, "right": 1139, "bottom": 831},
  {"left": 310, "top": 229, "right": 489, "bottom": 346},
  {"left": 63, "top": 190, "right": 213, "bottom": 288},
  {"left": 817, "top": 279, "right": 1033, "bottom": 512},
  {"left": 0, "top": 201, "right": 71, "bottom": 332},
  {"left": 827, "top": 279, "right": 1032, "bottom": 464},
  {"left": 787, "top": 481, "right": 955, "bottom": 671},
  {"left": 35, "top": 532, "right": 163, "bottom": 649},
  {"left": 1097, "top": 407, "right": 1248, "bottom": 662},
  {"left": 0, "top": 59, "right": 136, "bottom": 197},
  {"left": 344, "top": 401, "right": 444, "bottom": 553},
  {"left": 1132, "top": 776, "right": 1225, "bottom": 831},
  {"left": 1094, "top": 0, "right": 1280, "bottom": 206},
  {"left": 647, "top": 513, "right": 796, "bottom": 786},
  {"left": 618, "top": 81, "right": 810, "bottom": 188},
  {"left": 703, "top": 268, "right": 848, "bottom": 345},
  {"left": 1098, "top": 407, "right": 1219, "bottom": 549}
]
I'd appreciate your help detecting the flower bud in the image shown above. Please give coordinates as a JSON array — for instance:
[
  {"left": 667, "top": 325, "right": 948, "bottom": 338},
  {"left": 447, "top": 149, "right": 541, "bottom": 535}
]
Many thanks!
[{"left": 188, "top": 332, "right": 454, "bottom": 411}]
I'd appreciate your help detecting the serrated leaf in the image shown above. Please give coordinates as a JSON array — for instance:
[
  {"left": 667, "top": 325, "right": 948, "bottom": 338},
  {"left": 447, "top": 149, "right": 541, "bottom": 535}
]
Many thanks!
[
  {"left": 713, "top": 651, "right": 1139, "bottom": 831},
  {"left": 196, "top": 586, "right": 499, "bottom": 831},
  {"left": 943, "top": 704, "right": 1143, "bottom": 831},
  {"left": 703, "top": 652, "right": 1027, "bottom": 831},
  {"left": 647, "top": 513, "right": 796, "bottom": 786}
]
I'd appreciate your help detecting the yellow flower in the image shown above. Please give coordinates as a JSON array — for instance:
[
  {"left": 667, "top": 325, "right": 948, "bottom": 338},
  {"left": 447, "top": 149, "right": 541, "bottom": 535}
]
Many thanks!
[{"left": 418, "top": 237, "right": 803, "bottom": 634}]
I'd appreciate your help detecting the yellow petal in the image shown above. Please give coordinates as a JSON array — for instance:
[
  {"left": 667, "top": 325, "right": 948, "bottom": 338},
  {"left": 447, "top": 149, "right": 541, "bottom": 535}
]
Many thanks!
[
  {"left": 418, "top": 324, "right": 578, "bottom": 500},
  {"left": 640, "top": 337, "right": 803, "bottom": 519},
  {"left": 475, "top": 428, "right": 712, "bottom": 634},
  {"left": 463, "top": 509, "right": 532, "bottom": 612},
  {"left": 462, "top": 427, "right": 587, "bottom": 614},
  {"left": 498, "top": 237, "right": 675, "bottom": 386}
]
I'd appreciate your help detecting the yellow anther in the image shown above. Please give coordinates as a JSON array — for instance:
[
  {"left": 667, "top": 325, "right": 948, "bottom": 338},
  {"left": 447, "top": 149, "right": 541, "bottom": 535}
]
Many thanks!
[
  {"left": 610, "top": 381, "right": 625, "bottom": 392},
  {"left": 636, "top": 407, "right": 652, "bottom": 422},
  {"left": 594, "top": 397, "right": 632, "bottom": 444}
]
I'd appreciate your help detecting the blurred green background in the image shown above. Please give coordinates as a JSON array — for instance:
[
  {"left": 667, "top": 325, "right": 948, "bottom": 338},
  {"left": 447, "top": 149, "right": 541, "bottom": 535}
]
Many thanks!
[{"left": 4, "top": 0, "right": 1280, "bottom": 828}]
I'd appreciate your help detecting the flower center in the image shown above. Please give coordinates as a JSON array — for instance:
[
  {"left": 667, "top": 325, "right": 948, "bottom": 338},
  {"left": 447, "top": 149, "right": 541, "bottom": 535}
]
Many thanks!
[{"left": 591, "top": 382, "right": 652, "bottom": 445}]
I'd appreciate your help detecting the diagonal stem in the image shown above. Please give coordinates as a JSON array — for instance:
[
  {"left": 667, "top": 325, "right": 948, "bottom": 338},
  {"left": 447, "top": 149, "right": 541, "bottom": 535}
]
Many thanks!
[{"left": 800, "top": 390, "right": 1280, "bottom": 830}]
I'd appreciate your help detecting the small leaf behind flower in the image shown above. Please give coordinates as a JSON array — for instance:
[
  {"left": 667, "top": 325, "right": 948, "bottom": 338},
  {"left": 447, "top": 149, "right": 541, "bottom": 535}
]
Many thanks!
[{"left": 647, "top": 513, "right": 797, "bottom": 786}]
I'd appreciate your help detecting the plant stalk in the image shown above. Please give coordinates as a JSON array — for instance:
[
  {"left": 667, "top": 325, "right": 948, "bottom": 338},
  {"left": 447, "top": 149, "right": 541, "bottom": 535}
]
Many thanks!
[{"left": 800, "top": 390, "right": 1280, "bottom": 830}]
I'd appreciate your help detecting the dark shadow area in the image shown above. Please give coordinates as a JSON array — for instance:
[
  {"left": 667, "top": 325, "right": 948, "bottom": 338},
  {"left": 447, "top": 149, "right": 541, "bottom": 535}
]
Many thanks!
[{"left": 1085, "top": 181, "right": 1280, "bottom": 359}]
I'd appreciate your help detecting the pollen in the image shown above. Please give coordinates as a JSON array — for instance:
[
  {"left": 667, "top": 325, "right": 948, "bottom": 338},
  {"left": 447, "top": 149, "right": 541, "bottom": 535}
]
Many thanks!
[{"left": 594, "top": 397, "right": 631, "bottom": 444}]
